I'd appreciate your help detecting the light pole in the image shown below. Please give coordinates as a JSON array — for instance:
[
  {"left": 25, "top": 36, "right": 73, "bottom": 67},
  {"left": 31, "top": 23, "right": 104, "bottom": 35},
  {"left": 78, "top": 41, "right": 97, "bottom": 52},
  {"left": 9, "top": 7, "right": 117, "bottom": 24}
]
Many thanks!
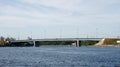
[
  {"left": 30, "top": 32, "right": 32, "bottom": 39},
  {"left": 44, "top": 29, "right": 46, "bottom": 39},
  {"left": 76, "top": 28, "right": 79, "bottom": 38},
  {"left": 59, "top": 29, "right": 63, "bottom": 38},
  {"left": 95, "top": 28, "right": 98, "bottom": 38},
  {"left": 17, "top": 33, "right": 20, "bottom": 40}
]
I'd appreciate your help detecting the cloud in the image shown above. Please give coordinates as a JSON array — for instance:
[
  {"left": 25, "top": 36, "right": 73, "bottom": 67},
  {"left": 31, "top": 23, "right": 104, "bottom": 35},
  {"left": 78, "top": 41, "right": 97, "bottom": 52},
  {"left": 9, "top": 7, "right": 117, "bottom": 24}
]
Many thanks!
[
  {"left": 17, "top": 0, "right": 120, "bottom": 13},
  {"left": 0, "top": 0, "right": 120, "bottom": 38}
]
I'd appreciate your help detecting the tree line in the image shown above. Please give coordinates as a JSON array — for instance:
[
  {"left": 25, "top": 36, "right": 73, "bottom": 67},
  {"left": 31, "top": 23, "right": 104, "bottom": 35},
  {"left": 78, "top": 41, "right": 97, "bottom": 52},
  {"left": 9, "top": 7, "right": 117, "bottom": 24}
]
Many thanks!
[{"left": 0, "top": 36, "right": 16, "bottom": 46}]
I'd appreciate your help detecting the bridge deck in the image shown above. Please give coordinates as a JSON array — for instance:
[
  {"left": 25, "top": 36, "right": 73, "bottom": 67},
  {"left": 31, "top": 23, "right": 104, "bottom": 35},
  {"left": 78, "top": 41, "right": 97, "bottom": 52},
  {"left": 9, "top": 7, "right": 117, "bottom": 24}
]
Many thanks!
[{"left": 11, "top": 38, "right": 102, "bottom": 43}]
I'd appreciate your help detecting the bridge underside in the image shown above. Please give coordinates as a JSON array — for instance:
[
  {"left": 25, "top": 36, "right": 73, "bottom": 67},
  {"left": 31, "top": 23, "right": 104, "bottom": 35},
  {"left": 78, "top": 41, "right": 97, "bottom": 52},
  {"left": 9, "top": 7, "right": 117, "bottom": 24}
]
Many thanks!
[{"left": 9, "top": 41, "right": 33, "bottom": 47}]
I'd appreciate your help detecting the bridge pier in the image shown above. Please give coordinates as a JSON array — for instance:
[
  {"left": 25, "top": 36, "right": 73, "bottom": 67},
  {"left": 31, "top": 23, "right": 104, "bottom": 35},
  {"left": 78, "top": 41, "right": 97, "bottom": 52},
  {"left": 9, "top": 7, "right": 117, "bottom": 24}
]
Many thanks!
[
  {"left": 76, "top": 40, "right": 79, "bottom": 47},
  {"left": 76, "top": 40, "right": 82, "bottom": 47},
  {"left": 33, "top": 41, "right": 36, "bottom": 47}
]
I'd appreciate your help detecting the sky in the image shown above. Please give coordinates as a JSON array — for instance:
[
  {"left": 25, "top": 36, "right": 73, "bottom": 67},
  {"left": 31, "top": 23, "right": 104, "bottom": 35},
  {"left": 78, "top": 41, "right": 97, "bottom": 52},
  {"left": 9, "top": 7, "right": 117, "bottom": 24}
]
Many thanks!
[{"left": 0, "top": 0, "right": 120, "bottom": 39}]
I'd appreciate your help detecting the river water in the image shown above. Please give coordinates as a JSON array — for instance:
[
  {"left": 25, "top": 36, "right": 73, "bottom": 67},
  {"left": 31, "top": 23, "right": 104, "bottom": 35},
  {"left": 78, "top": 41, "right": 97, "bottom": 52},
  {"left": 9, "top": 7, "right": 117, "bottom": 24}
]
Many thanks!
[{"left": 0, "top": 46, "right": 120, "bottom": 67}]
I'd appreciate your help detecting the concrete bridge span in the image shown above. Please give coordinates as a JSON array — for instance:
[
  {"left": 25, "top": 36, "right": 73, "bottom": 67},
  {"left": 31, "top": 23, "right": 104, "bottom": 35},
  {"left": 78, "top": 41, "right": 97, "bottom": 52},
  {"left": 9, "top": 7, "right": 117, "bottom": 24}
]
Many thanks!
[{"left": 11, "top": 38, "right": 102, "bottom": 47}]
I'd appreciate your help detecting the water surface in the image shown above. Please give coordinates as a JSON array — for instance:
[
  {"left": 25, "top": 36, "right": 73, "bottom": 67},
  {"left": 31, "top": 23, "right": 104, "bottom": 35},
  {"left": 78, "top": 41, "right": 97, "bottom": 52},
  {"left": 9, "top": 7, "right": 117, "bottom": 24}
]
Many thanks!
[{"left": 0, "top": 46, "right": 120, "bottom": 67}]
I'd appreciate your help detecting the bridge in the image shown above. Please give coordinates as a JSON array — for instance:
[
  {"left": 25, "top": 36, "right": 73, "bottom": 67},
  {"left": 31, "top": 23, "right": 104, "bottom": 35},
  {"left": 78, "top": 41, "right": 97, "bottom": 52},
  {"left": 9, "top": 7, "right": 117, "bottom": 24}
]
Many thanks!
[{"left": 10, "top": 38, "right": 103, "bottom": 47}]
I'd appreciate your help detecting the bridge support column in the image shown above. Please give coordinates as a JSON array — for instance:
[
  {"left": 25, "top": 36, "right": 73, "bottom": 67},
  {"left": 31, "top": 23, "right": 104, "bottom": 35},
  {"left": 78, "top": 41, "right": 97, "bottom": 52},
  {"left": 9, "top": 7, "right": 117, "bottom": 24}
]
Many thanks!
[
  {"left": 76, "top": 40, "right": 79, "bottom": 47},
  {"left": 33, "top": 41, "right": 36, "bottom": 47}
]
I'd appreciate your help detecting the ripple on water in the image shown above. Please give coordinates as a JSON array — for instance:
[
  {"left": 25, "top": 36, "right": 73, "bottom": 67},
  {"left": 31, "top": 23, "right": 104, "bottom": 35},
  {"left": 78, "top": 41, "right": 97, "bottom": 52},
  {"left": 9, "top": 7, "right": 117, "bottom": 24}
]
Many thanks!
[{"left": 0, "top": 46, "right": 120, "bottom": 67}]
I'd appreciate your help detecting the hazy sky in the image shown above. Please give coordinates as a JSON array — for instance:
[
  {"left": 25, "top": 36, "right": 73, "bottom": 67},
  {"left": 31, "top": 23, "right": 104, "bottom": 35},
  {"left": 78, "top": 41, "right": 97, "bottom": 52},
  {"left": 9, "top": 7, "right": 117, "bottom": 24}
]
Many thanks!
[{"left": 0, "top": 0, "right": 120, "bottom": 39}]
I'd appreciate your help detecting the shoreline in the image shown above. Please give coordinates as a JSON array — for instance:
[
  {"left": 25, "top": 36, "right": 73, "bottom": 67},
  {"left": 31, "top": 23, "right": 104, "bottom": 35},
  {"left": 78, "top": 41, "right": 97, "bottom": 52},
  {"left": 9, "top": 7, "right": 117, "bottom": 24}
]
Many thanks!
[{"left": 94, "top": 44, "right": 120, "bottom": 48}]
